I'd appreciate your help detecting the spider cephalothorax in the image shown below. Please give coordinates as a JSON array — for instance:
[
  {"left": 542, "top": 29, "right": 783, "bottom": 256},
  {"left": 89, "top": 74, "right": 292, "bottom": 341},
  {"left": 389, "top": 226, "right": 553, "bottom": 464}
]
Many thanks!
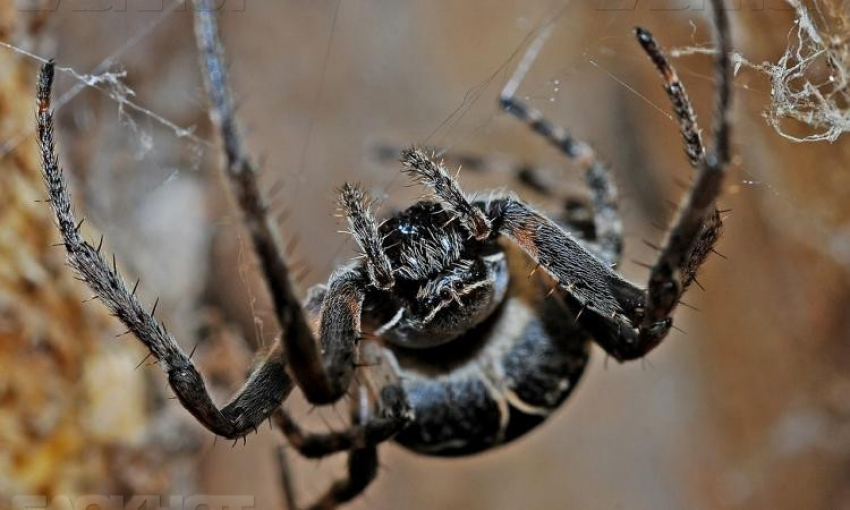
[
  {"left": 336, "top": 177, "right": 511, "bottom": 350},
  {"left": 357, "top": 198, "right": 510, "bottom": 349},
  {"left": 35, "top": 0, "right": 734, "bottom": 508}
]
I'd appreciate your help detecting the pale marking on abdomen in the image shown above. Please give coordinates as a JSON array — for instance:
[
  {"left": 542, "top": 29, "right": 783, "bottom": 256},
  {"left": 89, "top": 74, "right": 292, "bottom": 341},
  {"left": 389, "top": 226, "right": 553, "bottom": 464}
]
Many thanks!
[{"left": 503, "top": 388, "right": 557, "bottom": 417}]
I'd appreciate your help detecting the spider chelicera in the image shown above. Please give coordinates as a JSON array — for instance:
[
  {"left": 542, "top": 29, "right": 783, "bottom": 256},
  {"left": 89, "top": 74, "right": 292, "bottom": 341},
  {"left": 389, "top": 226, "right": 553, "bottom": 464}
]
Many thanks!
[{"left": 36, "top": 0, "right": 733, "bottom": 508}]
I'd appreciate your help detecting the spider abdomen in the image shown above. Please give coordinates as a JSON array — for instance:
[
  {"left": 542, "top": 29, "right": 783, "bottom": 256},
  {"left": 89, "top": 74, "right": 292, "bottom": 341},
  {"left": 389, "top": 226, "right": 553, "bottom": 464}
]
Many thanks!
[{"left": 391, "top": 246, "right": 591, "bottom": 456}]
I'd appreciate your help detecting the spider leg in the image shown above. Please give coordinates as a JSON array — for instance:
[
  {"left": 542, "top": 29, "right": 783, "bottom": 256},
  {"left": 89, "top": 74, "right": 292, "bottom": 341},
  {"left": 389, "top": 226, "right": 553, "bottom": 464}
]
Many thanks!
[
  {"left": 274, "top": 408, "right": 398, "bottom": 459},
  {"left": 306, "top": 443, "right": 378, "bottom": 510},
  {"left": 277, "top": 446, "right": 299, "bottom": 510},
  {"left": 498, "top": 31, "right": 622, "bottom": 267},
  {"left": 193, "top": 3, "right": 366, "bottom": 405},
  {"left": 635, "top": 27, "right": 705, "bottom": 169},
  {"left": 293, "top": 266, "right": 373, "bottom": 404},
  {"left": 273, "top": 384, "right": 409, "bottom": 460},
  {"left": 634, "top": 25, "right": 725, "bottom": 292},
  {"left": 286, "top": 385, "right": 392, "bottom": 510},
  {"left": 374, "top": 144, "right": 602, "bottom": 249},
  {"left": 635, "top": 1, "right": 733, "bottom": 339},
  {"left": 274, "top": 341, "right": 412, "bottom": 458},
  {"left": 338, "top": 184, "right": 394, "bottom": 290},
  {"left": 487, "top": 196, "right": 637, "bottom": 305},
  {"left": 482, "top": 196, "right": 645, "bottom": 359},
  {"left": 484, "top": 0, "right": 734, "bottom": 360},
  {"left": 36, "top": 62, "right": 292, "bottom": 440},
  {"left": 296, "top": 272, "right": 374, "bottom": 407},
  {"left": 401, "top": 149, "right": 492, "bottom": 240}
]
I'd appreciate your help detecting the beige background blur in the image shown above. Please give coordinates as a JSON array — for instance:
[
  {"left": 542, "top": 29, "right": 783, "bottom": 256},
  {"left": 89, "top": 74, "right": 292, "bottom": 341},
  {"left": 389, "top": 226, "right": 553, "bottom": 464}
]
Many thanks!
[{"left": 2, "top": 1, "right": 849, "bottom": 509}]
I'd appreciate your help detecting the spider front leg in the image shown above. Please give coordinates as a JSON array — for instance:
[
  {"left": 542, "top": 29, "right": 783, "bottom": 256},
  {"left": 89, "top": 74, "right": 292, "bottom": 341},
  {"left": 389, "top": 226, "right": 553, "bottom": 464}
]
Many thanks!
[
  {"left": 493, "top": 0, "right": 733, "bottom": 358},
  {"left": 633, "top": 1, "right": 733, "bottom": 340},
  {"left": 372, "top": 143, "right": 603, "bottom": 245},
  {"left": 36, "top": 62, "right": 292, "bottom": 440},
  {"left": 483, "top": 196, "right": 651, "bottom": 360}
]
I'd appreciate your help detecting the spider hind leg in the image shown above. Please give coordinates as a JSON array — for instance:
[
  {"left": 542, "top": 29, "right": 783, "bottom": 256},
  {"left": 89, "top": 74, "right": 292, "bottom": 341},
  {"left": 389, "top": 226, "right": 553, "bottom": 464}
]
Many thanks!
[
  {"left": 296, "top": 386, "right": 381, "bottom": 510},
  {"left": 274, "top": 343, "right": 411, "bottom": 510},
  {"left": 498, "top": 68, "right": 623, "bottom": 267}
]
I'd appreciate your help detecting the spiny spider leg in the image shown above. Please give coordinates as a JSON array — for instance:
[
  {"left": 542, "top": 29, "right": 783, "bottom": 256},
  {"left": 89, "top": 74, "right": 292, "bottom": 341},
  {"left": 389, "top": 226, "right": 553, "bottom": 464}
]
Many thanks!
[
  {"left": 36, "top": 62, "right": 292, "bottom": 439},
  {"left": 408, "top": 0, "right": 733, "bottom": 362},
  {"left": 634, "top": 25, "right": 724, "bottom": 293},
  {"left": 194, "top": 1, "right": 361, "bottom": 405},
  {"left": 499, "top": 29, "right": 622, "bottom": 267},
  {"left": 372, "top": 144, "right": 601, "bottom": 242},
  {"left": 635, "top": 27, "right": 706, "bottom": 168},
  {"left": 338, "top": 184, "right": 394, "bottom": 290},
  {"left": 480, "top": 195, "right": 645, "bottom": 360},
  {"left": 400, "top": 149, "right": 492, "bottom": 240},
  {"left": 273, "top": 341, "right": 411, "bottom": 459},
  {"left": 291, "top": 386, "right": 381, "bottom": 510},
  {"left": 639, "top": 0, "right": 733, "bottom": 333}
]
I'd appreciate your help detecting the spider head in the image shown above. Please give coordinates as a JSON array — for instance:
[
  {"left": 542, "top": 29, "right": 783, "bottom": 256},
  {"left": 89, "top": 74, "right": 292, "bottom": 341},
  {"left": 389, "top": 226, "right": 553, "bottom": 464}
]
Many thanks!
[
  {"left": 371, "top": 202, "right": 508, "bottom": 348},
  {"left": 342, "top": 148, "right": 507, "bottom": 348},
  {"left": 406, "top": 254, "right": 508, "bottom": 340},
  {"left": 372, "top": 254, "right": 508, "bottom": 350},
  {"left": 416, "top": 260, "right": 484, "bottom": 313}
]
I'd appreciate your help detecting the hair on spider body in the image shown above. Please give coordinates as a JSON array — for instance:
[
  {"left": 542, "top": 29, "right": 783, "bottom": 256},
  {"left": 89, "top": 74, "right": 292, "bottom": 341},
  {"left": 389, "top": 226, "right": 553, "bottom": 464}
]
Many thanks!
[{"left": 362, "top": 200, "right": 509, "bottom": 350}]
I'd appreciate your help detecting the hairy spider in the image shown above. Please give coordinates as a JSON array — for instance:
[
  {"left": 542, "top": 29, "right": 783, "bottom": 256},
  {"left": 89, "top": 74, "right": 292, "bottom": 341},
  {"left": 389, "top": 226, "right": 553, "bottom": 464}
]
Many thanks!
[{"left": 35, "top": 0, "right": 733, "bottom": 508}]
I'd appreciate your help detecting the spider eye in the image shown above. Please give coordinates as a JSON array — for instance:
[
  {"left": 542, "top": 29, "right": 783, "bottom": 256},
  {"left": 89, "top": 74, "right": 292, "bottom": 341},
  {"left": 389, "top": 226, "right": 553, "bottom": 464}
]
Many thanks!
[
  {"left": 439, "top": 288, "right": 451, "bottom": 300},
  {"left": 452, "top": 280, "right": 463, "bottom": 290}
]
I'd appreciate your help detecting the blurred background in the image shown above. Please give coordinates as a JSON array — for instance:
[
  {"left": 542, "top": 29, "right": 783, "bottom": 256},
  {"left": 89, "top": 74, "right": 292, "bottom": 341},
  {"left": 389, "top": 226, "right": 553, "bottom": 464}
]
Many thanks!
[{"left": 1, "top": 1, "right": 849, "bottom": 509}]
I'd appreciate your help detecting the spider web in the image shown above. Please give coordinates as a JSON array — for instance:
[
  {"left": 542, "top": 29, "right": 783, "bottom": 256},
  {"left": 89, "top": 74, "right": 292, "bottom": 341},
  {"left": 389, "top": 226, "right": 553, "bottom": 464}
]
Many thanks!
[{"left": 734, "top": 0, "right": 850, "bottom": 143}]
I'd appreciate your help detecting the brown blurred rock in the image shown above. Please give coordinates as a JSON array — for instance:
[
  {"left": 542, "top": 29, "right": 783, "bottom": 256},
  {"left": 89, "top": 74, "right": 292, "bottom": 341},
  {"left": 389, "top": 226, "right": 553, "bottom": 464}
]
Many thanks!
[{"left": 0, "top": 7, "right": 192, "bottom": 506}]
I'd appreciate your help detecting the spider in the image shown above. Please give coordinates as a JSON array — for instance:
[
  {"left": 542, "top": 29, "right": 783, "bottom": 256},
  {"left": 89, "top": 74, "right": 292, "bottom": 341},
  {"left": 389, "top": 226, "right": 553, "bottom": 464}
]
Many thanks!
[{"left": 35, "top": 0, "right": 733, "bottom": 508}]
